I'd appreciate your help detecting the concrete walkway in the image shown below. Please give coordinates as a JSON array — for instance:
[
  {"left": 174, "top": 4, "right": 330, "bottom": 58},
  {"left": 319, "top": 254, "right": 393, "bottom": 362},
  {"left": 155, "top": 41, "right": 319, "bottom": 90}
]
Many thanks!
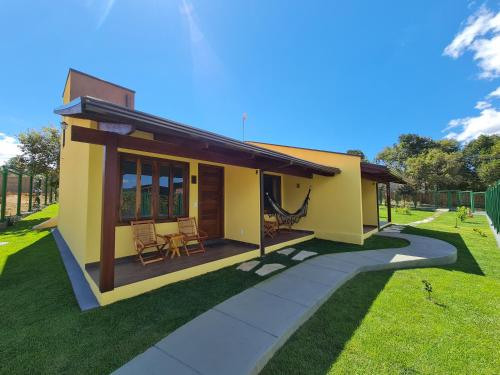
[{"left": 113, "top": 232, "right": 457, "bottom": 375}]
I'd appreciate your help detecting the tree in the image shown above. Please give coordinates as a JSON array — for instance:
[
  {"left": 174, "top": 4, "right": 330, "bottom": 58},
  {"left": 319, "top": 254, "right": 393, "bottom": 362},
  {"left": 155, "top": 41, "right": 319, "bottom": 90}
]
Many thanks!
[
  {"left": 406, "top": 149, "right": 465, "bottom": 191},
  {"left": 10, "top": 126, "right": 60, "bottom": 176},
  {"left": 463, "top": 134, "right": 500, "bottom": 189},
  {"left": 346, "top": 149, "right": 368, "bottom": 162},
  {"left": 376, "top": 134, "right": 437, "bottom": 172}
]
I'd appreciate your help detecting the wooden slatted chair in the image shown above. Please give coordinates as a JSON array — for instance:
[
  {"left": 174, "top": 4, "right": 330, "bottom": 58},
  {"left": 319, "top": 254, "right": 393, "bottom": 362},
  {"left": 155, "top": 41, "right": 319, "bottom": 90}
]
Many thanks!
[
  {"left": 130, "top": 220, "right": 166, "bottom": 265},
  {"left": 177, "top": 217, "right": 208, "bottom": 256}
]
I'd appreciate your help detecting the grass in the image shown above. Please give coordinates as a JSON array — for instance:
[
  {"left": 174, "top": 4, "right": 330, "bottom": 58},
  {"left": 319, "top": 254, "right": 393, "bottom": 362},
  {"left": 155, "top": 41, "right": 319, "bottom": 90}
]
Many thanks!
[
  {"left": 261, "top": 212, "right": 500, "bottom": 375},
  {"left": 0, "top": 205, "right": 407, "bottom": 374},
  {"left": 379, "top": 205, "right": 436, "bottom": 224}
]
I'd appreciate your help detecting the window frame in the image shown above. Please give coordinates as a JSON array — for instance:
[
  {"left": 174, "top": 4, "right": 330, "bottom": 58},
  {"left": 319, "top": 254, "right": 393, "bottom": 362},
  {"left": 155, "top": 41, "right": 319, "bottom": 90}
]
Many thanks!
[{"left": 117, "top": 153, "right": 189, "bottom": 225}]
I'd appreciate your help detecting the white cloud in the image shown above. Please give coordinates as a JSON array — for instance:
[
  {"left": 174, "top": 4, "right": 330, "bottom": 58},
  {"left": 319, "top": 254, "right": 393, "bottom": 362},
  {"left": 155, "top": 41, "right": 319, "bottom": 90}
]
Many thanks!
[
  {"left": 475, "top": 100, "right": 492, "bottom": 110},
  {"left": 444, "top": 108, "right": 500, "bottom": 143},
  {"left": 488, "top": 86, "right": 500, "bottom": 98},
  {"left": 0, "top": 133, "right": 21, "bottom": 165},
  {"left": 84, "top": 0, "right": 116, "bottom": 29},
  {"left": 444, "top": 7, "right": 500, "bottom": 78}
]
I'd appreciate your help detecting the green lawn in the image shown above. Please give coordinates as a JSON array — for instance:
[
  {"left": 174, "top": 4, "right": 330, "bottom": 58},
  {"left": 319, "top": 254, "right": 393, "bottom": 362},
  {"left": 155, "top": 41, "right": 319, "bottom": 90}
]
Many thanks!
[
  {"left": 379, "top": 205, "right": 436, "bottom": 224},
  {"left": 262, "top": 212, "right": 500, "bottom": 375},
  {"left": 0, "top": 205, "right": 407, "bottom": 374}
]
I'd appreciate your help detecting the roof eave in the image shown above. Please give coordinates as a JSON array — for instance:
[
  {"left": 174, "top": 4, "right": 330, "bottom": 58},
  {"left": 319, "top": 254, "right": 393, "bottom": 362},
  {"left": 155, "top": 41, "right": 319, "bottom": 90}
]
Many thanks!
[{"left": 54, "top": 96, "right": 340, "bottom": 177}]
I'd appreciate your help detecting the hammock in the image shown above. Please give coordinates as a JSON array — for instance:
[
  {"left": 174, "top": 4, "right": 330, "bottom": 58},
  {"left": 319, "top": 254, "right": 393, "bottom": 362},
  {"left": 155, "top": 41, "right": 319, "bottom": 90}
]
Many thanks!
[{"left": 266, "top": 189, "right": 311, "bottom": 229}]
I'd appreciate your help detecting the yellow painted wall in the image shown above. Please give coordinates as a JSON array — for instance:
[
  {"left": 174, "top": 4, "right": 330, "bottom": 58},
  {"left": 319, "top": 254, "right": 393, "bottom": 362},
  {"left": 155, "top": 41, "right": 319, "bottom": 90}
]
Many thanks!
[
  {"left": 249, "top": 142, "right": 364, "bottom": 244},
  {"left": 78, "top": 146, "right": 263, "bottom": 263},
  {"left": 361, "top": 178, "right": 378, "bottom": 226},
  {"left": 225, "top": 166, "right": 261, "bottom": 244},
  {"left": 58, "top": 76, "right": 99, "bottom": 267}
]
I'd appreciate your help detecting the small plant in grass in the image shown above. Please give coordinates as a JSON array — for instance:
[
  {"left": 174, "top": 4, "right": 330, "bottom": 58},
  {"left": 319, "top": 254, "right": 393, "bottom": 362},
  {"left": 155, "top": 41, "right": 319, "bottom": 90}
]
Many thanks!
[
  {"left": 473, "top": 228, "right": 487, "bottom": 237},
  {"left": 422, "top": 279, "right": 433, "bottom": 301},
  {"left": 456, "top": 206, "right": 468, "bottom": 222}
]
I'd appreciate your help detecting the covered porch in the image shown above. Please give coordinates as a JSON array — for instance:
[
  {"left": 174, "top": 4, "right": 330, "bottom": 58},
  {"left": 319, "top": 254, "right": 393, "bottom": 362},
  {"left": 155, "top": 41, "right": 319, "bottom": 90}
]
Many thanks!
[
  {"left": 86, "top": 229, "right": 315, "bottom": 288},
  {"left": 361, "top": 162, "right": 406, "bottom": 236},
  {"left": 55, "top": 96, "right": 337, "bottom": 299}
]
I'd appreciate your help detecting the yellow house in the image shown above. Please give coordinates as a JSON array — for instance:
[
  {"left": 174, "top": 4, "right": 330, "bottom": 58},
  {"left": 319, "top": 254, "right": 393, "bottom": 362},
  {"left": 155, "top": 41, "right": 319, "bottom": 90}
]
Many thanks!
[{"left": 55, "top": 69, "right": 404, "bottom": 306}]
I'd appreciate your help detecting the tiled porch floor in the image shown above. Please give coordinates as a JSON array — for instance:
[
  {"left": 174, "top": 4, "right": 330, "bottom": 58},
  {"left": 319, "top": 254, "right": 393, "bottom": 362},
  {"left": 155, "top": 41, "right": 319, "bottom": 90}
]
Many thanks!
[{"left": 86, "top": 229, "right": 315, "bottom": 288}]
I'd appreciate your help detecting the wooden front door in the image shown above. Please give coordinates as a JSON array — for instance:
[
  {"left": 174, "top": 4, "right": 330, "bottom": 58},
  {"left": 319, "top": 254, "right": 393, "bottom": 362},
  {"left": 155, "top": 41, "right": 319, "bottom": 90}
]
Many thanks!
[{"left": 198, "top": 164, "right": 224, "bottom": 239}]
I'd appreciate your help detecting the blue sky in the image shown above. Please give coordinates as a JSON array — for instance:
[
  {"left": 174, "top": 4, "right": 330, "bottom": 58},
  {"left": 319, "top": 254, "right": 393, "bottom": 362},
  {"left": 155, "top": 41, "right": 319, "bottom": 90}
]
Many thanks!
[{"left": 1, "top": 0, "right": 500, "bottom": 164}]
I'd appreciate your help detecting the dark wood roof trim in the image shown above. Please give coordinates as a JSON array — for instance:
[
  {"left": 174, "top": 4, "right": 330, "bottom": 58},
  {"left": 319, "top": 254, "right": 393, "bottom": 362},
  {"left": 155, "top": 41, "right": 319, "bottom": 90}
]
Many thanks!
[
  {"left": 55, "top": 96, "right": 340, "bottom": 177},
  {"left": 248, "top": 141, "right": 363, "bottom": 158},
  {"left": 361, "top": 162, "right": 406, "bottom": 184}
]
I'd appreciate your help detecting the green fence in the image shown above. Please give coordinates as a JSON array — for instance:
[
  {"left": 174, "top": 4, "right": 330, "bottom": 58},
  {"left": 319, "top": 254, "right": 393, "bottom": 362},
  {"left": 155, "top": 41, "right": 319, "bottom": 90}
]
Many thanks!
[
  {"left": 486, "top": 181, "right": 500, "bottom": 234},
  {"left": 0, "top": 166, "right": 57, "bottom": 223}
]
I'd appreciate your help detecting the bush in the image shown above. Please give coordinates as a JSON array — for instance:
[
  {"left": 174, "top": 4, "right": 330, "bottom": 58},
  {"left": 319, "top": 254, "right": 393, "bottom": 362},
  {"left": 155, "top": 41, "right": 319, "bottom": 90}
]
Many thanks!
[{"left": 456, "top": 206, "right": 468, "bottom": 222}]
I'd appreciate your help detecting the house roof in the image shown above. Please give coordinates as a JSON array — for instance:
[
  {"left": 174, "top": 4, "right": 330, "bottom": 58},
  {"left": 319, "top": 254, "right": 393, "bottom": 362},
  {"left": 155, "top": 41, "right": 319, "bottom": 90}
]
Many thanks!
[
  {"left": 361, "top": 162, "right": 406, "bottom": 184},
  {"left": 54, "top": 96, "right": 340, "bottom": 177}
]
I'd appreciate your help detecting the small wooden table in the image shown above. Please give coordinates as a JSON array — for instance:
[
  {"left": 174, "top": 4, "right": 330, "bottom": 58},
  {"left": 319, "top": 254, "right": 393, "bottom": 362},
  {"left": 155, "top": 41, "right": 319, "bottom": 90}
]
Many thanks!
[{"left": 160, "top": 233, "right": 186, "bottom": 258}]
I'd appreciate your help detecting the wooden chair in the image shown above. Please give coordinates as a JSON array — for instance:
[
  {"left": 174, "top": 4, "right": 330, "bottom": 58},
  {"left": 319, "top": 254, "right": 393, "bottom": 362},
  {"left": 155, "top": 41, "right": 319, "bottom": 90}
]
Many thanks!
[
  {"left": 264, "top": 219, "right": 279, "bottom": 238},
  {"left": 130, "top": 220, "right": 166, "bottom": 265},
  {"left": 177, "top": 217, "right": 208, "bottom": 256}
]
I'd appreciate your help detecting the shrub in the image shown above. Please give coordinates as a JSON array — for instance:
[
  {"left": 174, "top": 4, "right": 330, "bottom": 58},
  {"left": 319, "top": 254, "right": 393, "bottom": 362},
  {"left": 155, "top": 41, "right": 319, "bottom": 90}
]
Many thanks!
[{"left": 456, "top": 206, "right": 468, "bottom": 222}]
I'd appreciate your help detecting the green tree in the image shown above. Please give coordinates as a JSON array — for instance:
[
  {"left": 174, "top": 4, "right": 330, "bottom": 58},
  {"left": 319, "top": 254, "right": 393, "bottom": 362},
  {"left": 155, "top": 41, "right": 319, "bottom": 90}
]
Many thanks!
[
  {"left": 7, "top": 126, "right": 60, "bottom": 177},
  {"left": 346, "top": 149, "right": 368, "bottom": 162},
  {"left": 463, "top": 134, "right": 500, "bottom": 189},
  {"left": 406, "top": 149, "right": 465, "bottom": 191},
  {"left": 376, "top": 134, "right": 437, "bottom": 172}
]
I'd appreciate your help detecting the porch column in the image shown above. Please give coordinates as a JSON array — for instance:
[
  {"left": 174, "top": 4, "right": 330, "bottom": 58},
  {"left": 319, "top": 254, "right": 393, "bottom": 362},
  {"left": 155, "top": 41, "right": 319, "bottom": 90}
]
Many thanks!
[
  {"left": 100, "top": 135, "right": 119, "bottom": 292},
  {"left": 259, "top": 169, "right": 265, "bottom": 257},
  {"left": 386, "top": 182, "right": 392, "bottom": 223},
  {"left": 376, "top": 182, "right": 380, "bottom": 229}
]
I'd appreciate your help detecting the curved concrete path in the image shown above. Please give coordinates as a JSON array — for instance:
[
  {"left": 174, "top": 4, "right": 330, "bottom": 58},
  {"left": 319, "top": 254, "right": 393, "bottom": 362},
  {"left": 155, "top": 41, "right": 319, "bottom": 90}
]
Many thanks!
[{"left": 114, "top": 232, "right": 456, "bottom": 375}]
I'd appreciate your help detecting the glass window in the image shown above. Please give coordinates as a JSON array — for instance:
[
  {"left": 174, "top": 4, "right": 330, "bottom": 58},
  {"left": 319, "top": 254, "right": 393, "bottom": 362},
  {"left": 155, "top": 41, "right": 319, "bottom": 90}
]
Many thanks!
[
  {"left": 118, "top": 155, "right": 188, "bottom": 222},
  {"left": 172, "top": 166, "right": 185, "bottom": 217},
  {"left": 140, "top": 161, "right": 153, "bottom": 217},
  {"left": 158, "top": 164, "right": 170, "bottom": 218},
  {"left": 120, "top": 159, "right": 137, "bottom": 220}
]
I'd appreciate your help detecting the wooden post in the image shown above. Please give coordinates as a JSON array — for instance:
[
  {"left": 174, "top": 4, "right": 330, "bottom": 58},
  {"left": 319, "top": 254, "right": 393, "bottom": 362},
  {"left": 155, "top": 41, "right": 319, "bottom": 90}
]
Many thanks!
[
  {"left": 1, "top": 167, "right": 7, "bottom": 222},
  {"left": 28, "top": 174, "right": 33, "bottom": 212},
  {"left": 16, "top": 172, "right": 22, "bottom": 216},
  {"left": 386, "top": 182, "right": 392, "bottom": 223},
  {"left": 259, "top": 169, "right": 265, "bottom": 257},
  {"left": 44, "top": 177, "right": 48, "bottom": 206},
  {"left": 376, "top": 182, "right": 380, "bottom": 230},
  {"left": 100, "top": 136, "right": 119, "bottom": 292}
]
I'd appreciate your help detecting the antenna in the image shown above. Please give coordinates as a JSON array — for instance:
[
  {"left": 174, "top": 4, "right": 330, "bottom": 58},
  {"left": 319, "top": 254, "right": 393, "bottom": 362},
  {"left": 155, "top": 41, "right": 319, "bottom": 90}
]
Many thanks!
[{"left": 242, "top": 112, "right": 248, "bottom": 141}]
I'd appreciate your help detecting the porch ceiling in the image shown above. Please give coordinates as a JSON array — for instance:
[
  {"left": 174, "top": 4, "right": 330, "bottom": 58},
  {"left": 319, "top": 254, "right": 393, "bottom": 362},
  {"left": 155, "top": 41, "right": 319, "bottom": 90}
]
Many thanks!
[
  {"left": 55, "top": 96, "right": 340, "bottom": 178},
  {"left": 361, "top": 162, "right": 406, "bottom": 184}
]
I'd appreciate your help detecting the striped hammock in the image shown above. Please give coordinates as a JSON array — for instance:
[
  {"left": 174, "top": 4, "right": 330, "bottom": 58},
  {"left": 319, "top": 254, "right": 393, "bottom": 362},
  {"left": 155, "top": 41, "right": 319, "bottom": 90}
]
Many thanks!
[{"left": 265, "top": 189, "right": 311, "bottom": 229}]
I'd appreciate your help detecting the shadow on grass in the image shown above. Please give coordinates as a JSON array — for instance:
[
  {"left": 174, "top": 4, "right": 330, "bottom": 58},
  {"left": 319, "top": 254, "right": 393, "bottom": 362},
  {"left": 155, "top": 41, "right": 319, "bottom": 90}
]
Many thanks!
[
  {"left": 0, "top": 217, "right": 53, "bottom": 238},
  {"left": 262, "top": 270, "right": 395, "bottom": 375},
  {"left": 403, "top": 226, "right": 484, "bottom": 276},
  {"left": 262, "top": 227, "right": 481, "bottom": 374}
]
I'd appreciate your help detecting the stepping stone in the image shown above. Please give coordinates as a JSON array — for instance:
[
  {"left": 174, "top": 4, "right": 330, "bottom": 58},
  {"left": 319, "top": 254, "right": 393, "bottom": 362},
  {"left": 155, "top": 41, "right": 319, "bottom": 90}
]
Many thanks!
[
  {"left": 237, "top": 260, "right": 260, "bottom": 272},
  {"left": 255, "top": 263, "right": 286, "bottom": 276},
  {"left": 0, "top": 242, "right": 8, "bottom": 246},
  {"left": 291, "top": 250, "right": 318, "bottom": 261},
  {"left": 277, "top": 247, "right": 296, "bottom": 256}
]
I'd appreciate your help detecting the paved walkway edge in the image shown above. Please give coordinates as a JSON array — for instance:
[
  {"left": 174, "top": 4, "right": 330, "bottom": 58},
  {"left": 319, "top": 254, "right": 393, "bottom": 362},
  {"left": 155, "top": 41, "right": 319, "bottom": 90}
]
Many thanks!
[
  {"left": 52, "top": 228, "right": 99, "bottom": 311},
  {"left": 484, "top": 213, "right": 500, "bottom": 249},
  {"left": 113, "top": 232, "right": 457, "bottom": 375}
]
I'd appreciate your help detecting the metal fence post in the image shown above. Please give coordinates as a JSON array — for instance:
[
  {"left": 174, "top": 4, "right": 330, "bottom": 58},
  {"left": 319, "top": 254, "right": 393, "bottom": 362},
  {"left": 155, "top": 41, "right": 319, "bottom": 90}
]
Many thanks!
[
  {"left": 16, "top": 172, "right": 22, "bottom": 216},
  {"left": 1, "top": 167, "right": 7, "bottom": 222},
  {"left": 28, "top": 174, "right": 33, "bottom": 212}
]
